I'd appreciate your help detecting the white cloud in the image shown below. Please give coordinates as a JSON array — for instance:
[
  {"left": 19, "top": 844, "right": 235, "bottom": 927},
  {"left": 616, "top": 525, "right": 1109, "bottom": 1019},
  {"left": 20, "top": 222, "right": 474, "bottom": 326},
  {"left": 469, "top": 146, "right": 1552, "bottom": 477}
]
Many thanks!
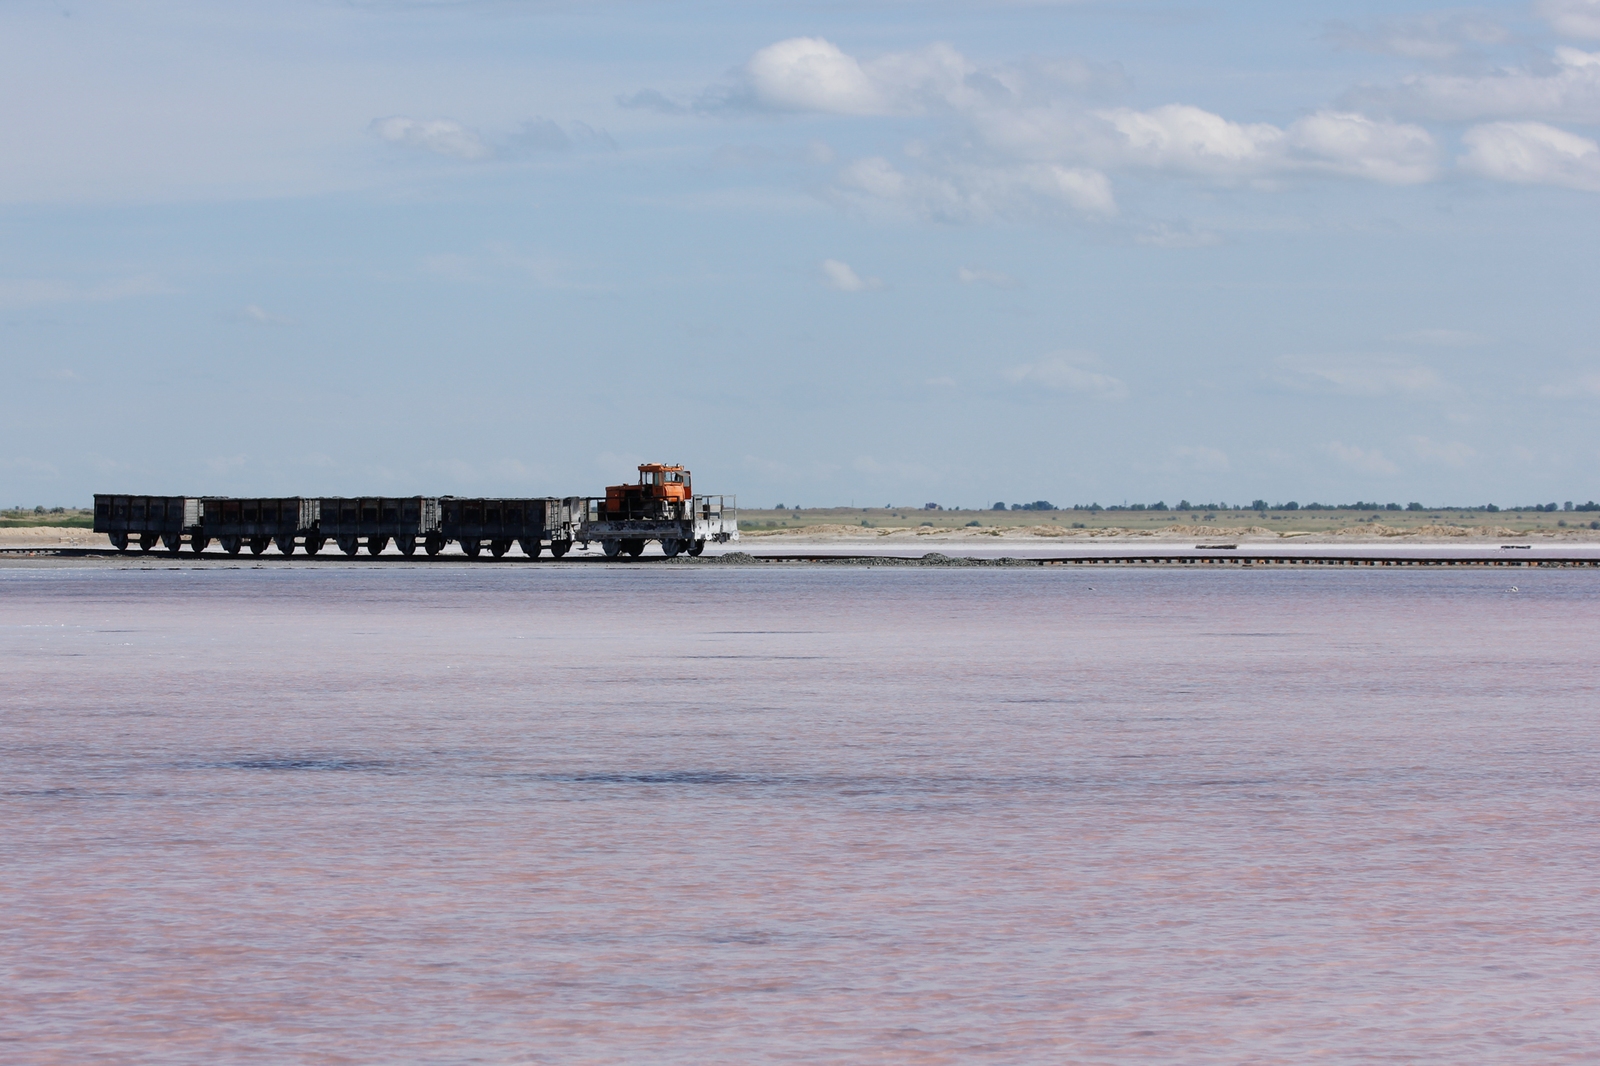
[
  {"left": 371, "top": 117, "right": 492, "bottom": 161},
  {"left": 834, "top": 155, "right": 1115, "bottom": 221},
  {"left": 712, "top": 38, "right": 1439, "bottom": 215},
  {"left": 1357, "top": 46, "right": 1600, "bottom": 123},
  {"left": 957, "top": 266, "right": 1022, "bottom": 288},
  {"left": 1083, "top": 106, "right": 1437, "bottom": 184},
  {"left": 1327, "top": 441, "right": 1401, "bottom": 475},
  {"left": 1408, "top": 436, "right": 1477, "bottom": 466},
  {"left": 1390, "top": 328, "right": 1491, "bottom": 346},
  {"left": 1460, "top": 121, "right": 1600, "bottom": 191},
  {"left": 1283, "top": 111, "right": 1439, "bottom": 184},
  {"left": 739, "top": 37, "right": 974, "bottom": 117},
  {"left": 820, "top": 259, "right": 883, "bottom": 292},
  {"left": 1171, "top": 445, "right": 1231, "bottom": 472},
  {"left": 1278, "top": 354, "right": 1443, "bottom": 395},
  {"left": 1539, "top": 0, "right": 1600, "bottom": 39},
  {"left": 1097, "top": 104, "right": 1283, "bottom": 173},
  {"left": 1004, "top": 353, "right": 1128, "bottom": 399}
]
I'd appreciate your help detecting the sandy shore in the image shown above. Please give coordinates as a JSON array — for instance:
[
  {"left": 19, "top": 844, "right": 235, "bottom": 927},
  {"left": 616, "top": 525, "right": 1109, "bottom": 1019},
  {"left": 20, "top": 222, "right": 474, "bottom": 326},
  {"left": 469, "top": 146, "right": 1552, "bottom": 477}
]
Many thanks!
[
  {"left": 738, "top": 522, "right": 1600, "bottom": 544},
  {"left": 0, "top": 526, "right": 111, "bottom": 548}
]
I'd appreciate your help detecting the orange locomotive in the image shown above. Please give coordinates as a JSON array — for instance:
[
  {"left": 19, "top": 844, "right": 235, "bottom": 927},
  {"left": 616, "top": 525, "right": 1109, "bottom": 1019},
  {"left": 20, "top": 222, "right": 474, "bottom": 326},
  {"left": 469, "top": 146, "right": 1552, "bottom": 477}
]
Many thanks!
[
  {"left": 590, "top": 463, "right": 737, "bottom": 557},
  {"left": 601, "top": 463, "right": 692, "bottom": 520}
]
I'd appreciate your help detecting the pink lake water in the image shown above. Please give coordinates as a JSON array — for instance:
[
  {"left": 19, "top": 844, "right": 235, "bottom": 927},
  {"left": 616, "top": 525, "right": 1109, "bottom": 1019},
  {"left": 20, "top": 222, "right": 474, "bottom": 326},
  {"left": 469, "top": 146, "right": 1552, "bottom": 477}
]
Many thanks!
[{"left": 2, "top": 564, "right": 1597, "bottom": 1064}]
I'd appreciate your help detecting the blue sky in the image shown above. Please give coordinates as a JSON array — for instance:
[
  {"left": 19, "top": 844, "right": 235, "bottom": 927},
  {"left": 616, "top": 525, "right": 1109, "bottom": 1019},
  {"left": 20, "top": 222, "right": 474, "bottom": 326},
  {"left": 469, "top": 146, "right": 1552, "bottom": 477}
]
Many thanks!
[{"left": 4, "top": 0, "right": 1599, "bottom": 509}]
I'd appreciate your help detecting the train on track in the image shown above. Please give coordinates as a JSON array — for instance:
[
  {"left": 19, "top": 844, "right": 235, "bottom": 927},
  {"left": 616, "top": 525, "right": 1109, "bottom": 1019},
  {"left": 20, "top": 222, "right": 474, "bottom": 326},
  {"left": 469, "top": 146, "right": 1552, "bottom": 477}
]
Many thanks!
[{"left": 93, "top": 463, "right": 738, "bottom": 559}]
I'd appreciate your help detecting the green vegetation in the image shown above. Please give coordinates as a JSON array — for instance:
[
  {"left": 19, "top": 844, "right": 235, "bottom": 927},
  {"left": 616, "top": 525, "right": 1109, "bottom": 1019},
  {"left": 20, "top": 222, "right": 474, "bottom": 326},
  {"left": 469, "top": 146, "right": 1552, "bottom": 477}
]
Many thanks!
[{"left": 1, "top": 507, "right": 93, "bottom": 528}]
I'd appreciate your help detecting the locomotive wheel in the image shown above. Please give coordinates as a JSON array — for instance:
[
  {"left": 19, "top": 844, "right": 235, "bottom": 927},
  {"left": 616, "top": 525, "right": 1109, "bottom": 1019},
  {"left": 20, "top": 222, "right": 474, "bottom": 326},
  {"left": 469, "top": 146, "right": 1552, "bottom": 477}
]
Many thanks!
[
  {"left": 250, "top": 537, "right": 269, "bottom": 555},
  {"left": 688, "top": 539, "right": 706, "bottom": 556},
  {"left": 490, "top": 540, "right": 511, "bottom": 558},
  {"left": 338, "top": 535, "right": 359, "bottom": 557},
  {"left": 397, "top": 537, "right": 416, "bottom": 557},
  {"left": 660, "top": 538, "right": 682, "bottom": 558},
  {"left": 549, "top": 540, "right": 569, "bottom": 558},
  {"left": 424, "top": 536, "right": 444, "bottom": 557},
  {"left": 602, "top": 540, "right": 621, "bottom": 558},
  {"left": 519, "top": 538, "right": 542, "bottom": 559},
  {"left": 461, "top": 539, "right": 482, "bottom": 558},
  {"left": 622, "top": 538, "right": 645, "bottom": 557},
  {"left": 275, "top": 535, "right": 296, "bottom": 556},
  {"left": 369, "top": 535, "right": 389, "bottom": 556}
]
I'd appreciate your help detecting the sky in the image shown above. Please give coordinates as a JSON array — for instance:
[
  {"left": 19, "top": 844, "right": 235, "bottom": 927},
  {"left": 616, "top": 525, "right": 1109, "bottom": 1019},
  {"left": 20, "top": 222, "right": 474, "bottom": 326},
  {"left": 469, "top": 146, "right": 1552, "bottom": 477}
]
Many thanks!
[{"left": 4, "top": 0, "right": 1599, "bottom": 510}]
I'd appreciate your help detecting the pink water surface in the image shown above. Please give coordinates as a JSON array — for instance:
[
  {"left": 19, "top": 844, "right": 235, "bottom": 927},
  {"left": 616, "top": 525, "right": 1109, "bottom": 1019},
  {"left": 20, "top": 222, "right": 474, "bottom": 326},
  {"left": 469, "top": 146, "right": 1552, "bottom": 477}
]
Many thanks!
[{"left": 2, "top": 564, "right": 1597, "bottom": 1064}]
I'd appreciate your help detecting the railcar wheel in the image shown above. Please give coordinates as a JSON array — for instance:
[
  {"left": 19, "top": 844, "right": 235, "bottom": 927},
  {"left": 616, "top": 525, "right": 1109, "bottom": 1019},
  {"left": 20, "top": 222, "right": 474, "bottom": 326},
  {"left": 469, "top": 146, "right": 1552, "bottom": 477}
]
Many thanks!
[
  {"left": 275, "top": 535, "right": 296, "bottom": 556},
  {"left": 250, "top": 537, "right": 269, "bottom": 555},
  {"left": 304, "top": 537, "right": 323, "bottom": 556},
  {"left": 162, "top": 533, "right": 182, "bottom": 553},
  {"left": 622, "top": 538, "right": 645, "bottom": 557},
  {"left": 338, "top": 535, "right": 359, "bottom": 557},
  {"left": 490, "top": 540, "right": 511, "bottom": 558},
  {"left": 461, "top": 539, "right": 482, "bottom": 558},
  {"left": 138, "top": 532, "right": 157, "bottom": 552},
  {"left": 519, "top": 538, "right": 542, "bottom": 559},
  {"left": 424, "top": 536, "right": 444, "bottom": 557},
  {"left": 602, "top": 540, "right": 621, "bottom": 558},
  {"left": 397, "top": 537, "right": 416, "bottom": 557},
  {"left": 549, "top": 540, "right": 570, "bottom": 558},
  {"left": 368, "top": 535, "right": 389, "bottom": 556},
  {"left": 221, "top": 536, "right": 242, "bottom": 556},
  {"left": 660, "top": 538, "right": 682, "bottom": 558},
  {"left": 192, "top": 536, "right": 211, "bottom": 554},
  {"left": 109, "top": 532, "right": 129, "bottom": 551},
  {"left": 688, "top": 538, "right": 706, "bottom": 556}
]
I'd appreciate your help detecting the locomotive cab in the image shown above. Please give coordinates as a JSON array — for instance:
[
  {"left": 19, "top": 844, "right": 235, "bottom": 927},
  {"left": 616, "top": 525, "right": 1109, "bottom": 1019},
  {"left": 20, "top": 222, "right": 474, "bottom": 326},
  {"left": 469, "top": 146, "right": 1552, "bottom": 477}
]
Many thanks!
[{"left": 603, "top": 463, "right": 692, "bottom": 520}]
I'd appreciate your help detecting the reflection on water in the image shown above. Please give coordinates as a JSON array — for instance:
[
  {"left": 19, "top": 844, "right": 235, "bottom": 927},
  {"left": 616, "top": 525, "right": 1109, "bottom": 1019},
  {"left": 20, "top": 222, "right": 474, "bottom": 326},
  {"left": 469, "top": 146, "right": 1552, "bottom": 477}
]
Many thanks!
[{"left": 2, "top": 566, "right": 1597, "bottom": 1064}]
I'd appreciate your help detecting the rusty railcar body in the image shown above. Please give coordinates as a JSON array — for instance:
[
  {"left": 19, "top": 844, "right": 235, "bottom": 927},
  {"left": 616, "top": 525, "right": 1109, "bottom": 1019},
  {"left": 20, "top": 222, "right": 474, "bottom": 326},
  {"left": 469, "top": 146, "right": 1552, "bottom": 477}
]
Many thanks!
[
  {"left": 200, "top": 498, "right": 321, "bottom": 556},
  {"left": 93, "top": 495, "right": 202, "bottom": 552},
  {"left": 315, "top": 497, "right": 443, "bottom": 557}
]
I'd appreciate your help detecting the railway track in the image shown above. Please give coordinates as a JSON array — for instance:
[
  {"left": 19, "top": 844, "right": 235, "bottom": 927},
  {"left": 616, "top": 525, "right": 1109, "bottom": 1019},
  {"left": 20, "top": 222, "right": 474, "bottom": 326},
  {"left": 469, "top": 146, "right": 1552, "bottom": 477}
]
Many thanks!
[{"left": 4, "top": 545, "right": 1597, "bottom": 567}]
